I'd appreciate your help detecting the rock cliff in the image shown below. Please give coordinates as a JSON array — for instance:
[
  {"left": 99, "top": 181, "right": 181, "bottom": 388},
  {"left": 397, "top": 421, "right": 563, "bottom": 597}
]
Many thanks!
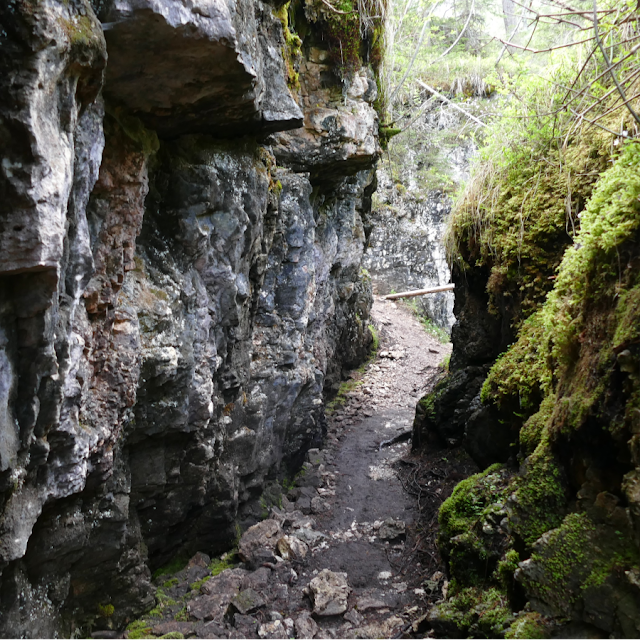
[{"left": 0, "top": 0, "right": 380, "bottom": 635}]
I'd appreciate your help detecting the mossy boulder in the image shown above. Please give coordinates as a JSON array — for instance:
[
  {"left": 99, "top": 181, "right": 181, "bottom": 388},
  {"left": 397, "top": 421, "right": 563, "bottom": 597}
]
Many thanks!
[
  {"left": 439, "top": 464, "right": 514, "bottom": 587},
  {"left": 427, "top": 587, "right": 515, "bottom": 638},
  {"left": 517, "top": 513, "right": 640, "bottom": 636}
]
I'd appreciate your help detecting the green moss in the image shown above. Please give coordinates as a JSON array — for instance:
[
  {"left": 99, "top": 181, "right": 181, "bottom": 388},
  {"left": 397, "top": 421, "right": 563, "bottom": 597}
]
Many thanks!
[
  {"left": 274, "top": 2, "right": 302, "bottom": 90},
  {"left": 439, "top": 463, "right": 505, "bottom": 540},
  {"left": 368, "top": 323, "right": 379, "bottom": 354},
  {"left": 448, "top": 92, "right": 612, "bottom": 324},
  {"left": 429, "top": 587, "right": 514, "bottom": 637},
  {"left": 152, "top": 554, "right": 190, "bottom": 580},
  {"left": 508, "top": 438, "right": 568, "bottom": 546},
  {"left": 208, "top": 552, "right": 236, "bottom": 577},
  {"left": 518, "top": 394, "right": 555, "bottom": 456},
  {"left": 159, "top": 634, "right": 184, "bottom": 639},
  {"left": 505, "top": 612, "right": 549, "bottom": 639},
  {"left": 59, "top": 14, "right": 98, "bottom": 47},
  {"left": 106, "top": 106, "right": 160, "bottom": 156},
  {"left": 162, "top": 578, "right": 179, "bottom": 589},
  {"left": 496, "top": 549, "right": 520, "bottom": 589},
  {"left": 481, "top": 311, "right": 550, "bottom": 414},
  {"left": 520, "top": 512, "right": 640, "bottom": 616},
  {"left": 126, "top": 620, "right": 154, "bottom": 639},
  {"left": 438, "top": 464, "right": 512, "bottom": 586},
  {"left": 97, "top": 603, "right": 114, "bottom": 618},
  {"left": 379, "top": 126, "right": 401, "bottom": 150}
]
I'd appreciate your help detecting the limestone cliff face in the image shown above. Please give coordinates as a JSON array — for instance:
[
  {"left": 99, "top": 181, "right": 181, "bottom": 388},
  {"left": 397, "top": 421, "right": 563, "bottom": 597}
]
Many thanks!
[{"left": 0, "top": 0, "right": 379, "bottom": 635}]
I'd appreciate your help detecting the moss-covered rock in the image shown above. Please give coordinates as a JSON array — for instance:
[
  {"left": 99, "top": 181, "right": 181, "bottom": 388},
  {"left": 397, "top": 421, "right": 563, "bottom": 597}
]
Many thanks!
[
  {"left": 517, "top": 512, "right": 640, "bottom": 636},
  {"left": 439, "top": 464, "right": 514, "bottom": 587}
]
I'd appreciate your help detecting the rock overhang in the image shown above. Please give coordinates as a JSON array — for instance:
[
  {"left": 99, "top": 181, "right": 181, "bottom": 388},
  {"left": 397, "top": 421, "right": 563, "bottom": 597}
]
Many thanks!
[{"left": 100, "top": 0, "right": 303, "bottom": 137}]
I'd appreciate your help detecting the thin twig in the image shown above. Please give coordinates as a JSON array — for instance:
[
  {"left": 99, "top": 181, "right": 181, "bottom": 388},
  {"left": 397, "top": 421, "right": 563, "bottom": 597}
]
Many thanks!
[{"left": 592, "top": 0, "right": 640, "bottom": 127}]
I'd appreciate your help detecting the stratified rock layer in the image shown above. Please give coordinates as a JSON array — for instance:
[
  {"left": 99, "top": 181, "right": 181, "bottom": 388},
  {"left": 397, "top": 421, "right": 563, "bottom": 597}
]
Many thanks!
[{"left": 0, "top": 0, "right": 379, "bottom": 635}]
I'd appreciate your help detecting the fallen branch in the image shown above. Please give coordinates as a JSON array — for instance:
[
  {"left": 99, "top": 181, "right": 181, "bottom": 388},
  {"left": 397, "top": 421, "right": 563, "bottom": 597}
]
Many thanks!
[
  {"left": 415, "top": 80, "right": 487, "bottom": 128},
  {"left": 384, "top": 284, "right": 455, "bottom": 300}
]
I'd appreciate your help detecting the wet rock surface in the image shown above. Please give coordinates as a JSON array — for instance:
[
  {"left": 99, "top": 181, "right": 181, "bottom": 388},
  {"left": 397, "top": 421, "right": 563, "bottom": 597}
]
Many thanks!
[
  {"left": 0, "top": 0, "right": 379, "bottom": 634},
  {"left": 120, "top": 298, "right": 459, "bottom": 638}
]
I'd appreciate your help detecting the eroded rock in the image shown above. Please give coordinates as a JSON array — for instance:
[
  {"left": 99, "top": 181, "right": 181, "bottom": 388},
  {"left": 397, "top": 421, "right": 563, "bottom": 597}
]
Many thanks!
[{"left": 307, "top": 569, "right": 351, "bottom": 616}]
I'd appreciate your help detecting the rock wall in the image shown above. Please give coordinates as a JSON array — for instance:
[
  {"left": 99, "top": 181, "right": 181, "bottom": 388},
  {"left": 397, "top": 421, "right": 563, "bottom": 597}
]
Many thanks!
[
  {"left": 0, "top": 0, "right": 379, "bottom": 635},
  {"left": 363, "top": 173, "right": 454, "bottom": 330},
  {"left": 414, "top": 112, "right": 640, "bottom": 636},
  {"left": 363, "top": 102, "right": 479, "bottom": 332}
]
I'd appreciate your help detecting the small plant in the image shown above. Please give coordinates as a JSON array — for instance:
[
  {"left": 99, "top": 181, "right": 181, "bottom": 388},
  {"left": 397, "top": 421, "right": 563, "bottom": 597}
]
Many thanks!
[{"left": 97, "top": 603, "right": 114, "bottom": 618}]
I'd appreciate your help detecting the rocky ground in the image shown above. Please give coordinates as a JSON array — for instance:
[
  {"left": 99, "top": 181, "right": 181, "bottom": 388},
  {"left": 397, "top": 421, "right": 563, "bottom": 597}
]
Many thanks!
[{"left": 118, "top": 298, "right": 479, "bottom": 640}]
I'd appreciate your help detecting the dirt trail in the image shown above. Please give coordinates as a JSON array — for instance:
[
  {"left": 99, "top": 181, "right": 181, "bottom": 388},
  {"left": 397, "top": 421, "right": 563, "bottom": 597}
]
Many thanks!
[
  {"left": 297, "top": 297, "right": 452, "bottom": 637},
  {"left": 122, "top": 297, "right": 453, "bottom": 640}
]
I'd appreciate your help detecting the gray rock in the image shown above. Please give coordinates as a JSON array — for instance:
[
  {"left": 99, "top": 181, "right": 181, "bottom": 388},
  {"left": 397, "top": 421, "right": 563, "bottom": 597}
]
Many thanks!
[
  {"left": 0, "top": 0, "right": 378, "bottom": 632},
  {"left": 230, "top": 588, "right": 266, "bottom": 615},
  {"left": 378, "top": 518, "right": 406, "bottom": 541},
  {"left": 307, "top": 570, "right": 351, "bottom": 616},
  {"left": 295, "top": 613, "right": 319, "bottom": 639},
  {"left": 258, "top": 619, "right": 287, "bottom": 638},
  {"left": 238, "top": 520, "right": 283, "bottom": 567}
]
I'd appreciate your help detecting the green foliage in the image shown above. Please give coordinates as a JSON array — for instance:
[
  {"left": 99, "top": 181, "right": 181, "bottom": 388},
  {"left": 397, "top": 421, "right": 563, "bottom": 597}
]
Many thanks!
[
  {"left": 378, "top": 126, "right": 401, "bottom": 150},
  {"left": 520, "top": 512, "right": 640, "bottom": 616},
  {"left": 496, "top": 549, "right": 520, "bottom": 589},
  {"left": 438, "top": 464, "right": 512, "bottom": 585},
  {"left": 368, "top": 323, "right": 379, "bottom": 353},
  {"left": 125, "top": 620, "right": 154, "bottom": 639},
  {"left": 481, "top": 311, "right": 550, "bottom": 414},
  {"left": 439, "top": 463, "right": 506, "bottom": 541},
  {"left": 429, "top": 586, "right": 514, "bottom": 637},
  {"left": 305, "top": 0, "right": 386, "bottom": 78}
]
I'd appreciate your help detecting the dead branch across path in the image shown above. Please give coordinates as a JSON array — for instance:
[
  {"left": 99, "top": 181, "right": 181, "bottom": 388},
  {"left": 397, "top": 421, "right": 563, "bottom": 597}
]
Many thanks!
[{"left": 384, "top": 284, "right": 455, "bottom": 300}]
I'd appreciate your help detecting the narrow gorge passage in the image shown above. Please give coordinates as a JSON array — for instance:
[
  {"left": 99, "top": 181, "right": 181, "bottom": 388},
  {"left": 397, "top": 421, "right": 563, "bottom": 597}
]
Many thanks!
[{"left": 124, "top": 298, "right": 452, "bottom": 639}]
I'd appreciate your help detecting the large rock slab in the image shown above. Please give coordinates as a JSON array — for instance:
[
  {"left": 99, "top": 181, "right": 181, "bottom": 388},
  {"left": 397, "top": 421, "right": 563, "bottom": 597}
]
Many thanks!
[{"left": 100, "top": 0, "right": 302, "bottom": 136}]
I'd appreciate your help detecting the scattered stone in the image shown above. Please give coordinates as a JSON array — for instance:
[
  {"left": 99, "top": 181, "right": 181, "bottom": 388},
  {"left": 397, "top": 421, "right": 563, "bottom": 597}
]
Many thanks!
[
  {"left": 296, "top": 496, "right": 312, "bottom": 515},
  {"left": 189, "top": 568, "right": 247, "bottom": 622},
  {"left": 293, "top": 528, "right": 326, "bottom": 547},
  {"left": 151, "top": 621, "right": 196, "bottom": 637},
  {"left": 377, "top": 571, "right": 392, "bottom": 581},
  {"left": 356, "top": 596, "right": 388, "bottom": 612},
  {"left": 241, "top": 567, "right": 272, "bottom": 591},
  {"left": 188, "top": 551, "right": 212, "bottom": 568},
  {"left": 258, "top": 619, "right": 286, "bottom": 638},
  {"left": 229, "top": 588, "right": 266, "bottom": 615},
  {"left": 233, "top": 613, "right": 259, "bottom": 638},
  {"left": 307, "top": 569, "right": 351, "bottom": 616},
  {"left": 377, "top": 518, "right": 406, "bottom": 541},
  {"left": 276, "top": 535, "right": 309, "bottom": 561},
  {"left": 311, "top": 496, "right": 329, "bottom": 514},
  {"left": 344, "top": 608, "right": 364, "bottom": 626},
  {"left": 238, "top": 520, "right": 282, "bottom": 567},
  {"left": 295, "top": 613, "right": 319, "bottom": 639}
]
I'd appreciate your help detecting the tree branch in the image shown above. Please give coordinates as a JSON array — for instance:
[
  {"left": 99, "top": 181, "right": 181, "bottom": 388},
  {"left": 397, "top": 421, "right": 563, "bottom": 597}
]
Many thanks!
[
  {"left": 592, "top": 0, "right": 640, "bottom": 127},
  {"left": 416, "top": 79, "right": 487, "bottom": 128}
]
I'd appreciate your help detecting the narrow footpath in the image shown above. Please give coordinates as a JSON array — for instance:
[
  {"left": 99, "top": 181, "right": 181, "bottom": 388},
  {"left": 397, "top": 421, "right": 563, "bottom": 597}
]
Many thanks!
[{"left": 123, "top": 298, "right": 455, "bottom": 640}]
